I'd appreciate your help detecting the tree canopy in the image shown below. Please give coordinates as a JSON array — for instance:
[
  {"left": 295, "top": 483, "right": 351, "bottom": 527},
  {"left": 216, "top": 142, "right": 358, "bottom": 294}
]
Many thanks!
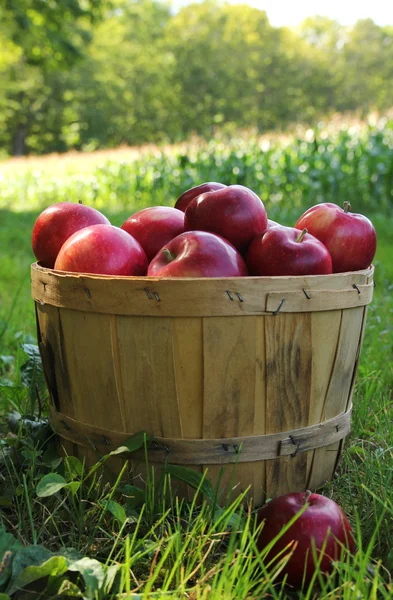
[{"left": 0, "top": 0, "right": 392, "bottom": 156}]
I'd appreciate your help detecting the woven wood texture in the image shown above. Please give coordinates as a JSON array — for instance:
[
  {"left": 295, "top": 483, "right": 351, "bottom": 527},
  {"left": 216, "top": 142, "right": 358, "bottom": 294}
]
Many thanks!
[{"left": 32, "top": 263, "right": 374, "bottom": 506}]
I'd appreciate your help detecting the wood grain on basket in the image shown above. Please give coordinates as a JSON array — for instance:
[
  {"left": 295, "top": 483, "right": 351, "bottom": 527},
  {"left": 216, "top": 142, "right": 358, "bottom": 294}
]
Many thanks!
[
  {"left": 32, "top": 263, "right": 373, "bottom": 316},
  {"left": 32, "top": 263, "right": 374, "bottom": 505},
  {"left": 49, "top": 404, "right": 352, "bottom": 464}
]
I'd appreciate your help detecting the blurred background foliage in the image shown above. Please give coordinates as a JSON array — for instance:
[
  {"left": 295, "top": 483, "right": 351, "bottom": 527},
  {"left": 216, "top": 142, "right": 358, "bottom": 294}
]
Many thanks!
[{"left": 1, "top": 0, "right": 393, "bottom": 157}]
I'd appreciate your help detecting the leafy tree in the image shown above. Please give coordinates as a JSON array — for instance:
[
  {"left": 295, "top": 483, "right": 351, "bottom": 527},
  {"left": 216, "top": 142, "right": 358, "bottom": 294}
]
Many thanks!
[
  {"left": 0, "top": 0, "right": 104, "bottom": 154},
  {"left": 63, "top": 0, "right": 177, "bottom": 149},
  {"left": 163, "top": 2, "right": 335, "bottom": 135},
  {"left": 337, "top": 19, "right": 393, "bottom": 113}
]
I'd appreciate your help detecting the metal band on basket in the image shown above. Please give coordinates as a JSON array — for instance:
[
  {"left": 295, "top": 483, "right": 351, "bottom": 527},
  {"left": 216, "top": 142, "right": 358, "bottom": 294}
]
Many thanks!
[{"left": 49, "top": 404, "right": 352, "bottom": 465}]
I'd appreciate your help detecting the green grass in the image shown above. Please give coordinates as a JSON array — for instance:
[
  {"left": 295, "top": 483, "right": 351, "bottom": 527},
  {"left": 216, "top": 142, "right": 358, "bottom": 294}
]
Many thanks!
[
  {"left": 2, "top": 118, "right": 393, "bottom": 216},
  {"left": 1, "top": 123, "right": 393, "bottom": 598}
]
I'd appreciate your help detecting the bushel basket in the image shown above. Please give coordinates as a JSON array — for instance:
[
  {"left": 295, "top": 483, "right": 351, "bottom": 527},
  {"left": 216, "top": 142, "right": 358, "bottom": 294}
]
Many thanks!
[{"left": 31, "top": 263, "right": 374, "bottom": 506}]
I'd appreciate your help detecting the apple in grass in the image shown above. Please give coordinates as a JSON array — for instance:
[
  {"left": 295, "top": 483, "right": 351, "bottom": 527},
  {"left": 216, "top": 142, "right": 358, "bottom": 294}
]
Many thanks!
[
  {"left": 121, "top": 206, "right": 185, "bottom": 262},
  {"left": 147, "top": 231, "right": 248, "bottom": 277},
  {"left": 174, "top": 182, "right": 227, "bottom": 212},
  {"left": 185, "top": 185, "right": 268, "bottom": 251},
  {"left": 294, "top": 202, "right": 376, "bottom": 273},
  {"left": 246, "top": 226, "right": 332, "bottom": 276},
  {"left": 256, "top": 491, "right": 355, "bottom": 588},
  {"left": 54, "top": 224, "right": 148, "bottom": 276},
  {"left": 32, "top": 202, "right": 110, "bottom": 268}
]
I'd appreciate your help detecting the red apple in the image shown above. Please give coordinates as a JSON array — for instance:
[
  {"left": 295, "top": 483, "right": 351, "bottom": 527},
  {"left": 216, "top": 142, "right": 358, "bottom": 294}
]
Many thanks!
[
  {"left": 184, "top": 185, "right": 267, "bottom": 250},
  {"left": 54, "top": 224, "right": 148, "bottom": 276},
  {"left": 147, "top": 231, "right": 248, "bottom": 277},
  {"left": 267, "top": 219, "right": 281, "bottom": 229},
  {"left": 256, "top": 491, "right": 355, "bottom": 588},
  {"left": 294, "top": 202, "right": 376, "bottom": 273},
  {"left": 121, "top": 206, "right": 185, "bottom": 262},
  {"left": 246, "top": 226, "right": 332, "bottom": 276},
  {"left": 174, "top": 182, "right": 227, "bottom": 212},
  {"left": 32, "top": 202, "right": 110, "bottom": 268}
]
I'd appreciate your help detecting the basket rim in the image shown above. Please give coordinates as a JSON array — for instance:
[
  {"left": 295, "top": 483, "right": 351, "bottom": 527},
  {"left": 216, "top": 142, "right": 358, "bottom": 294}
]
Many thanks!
[
  {"left": 31, "top": 261, "right": 374, "bottom": 283},
  {"left": 31, "top": 262, "right": 374, "bottom": 316}
]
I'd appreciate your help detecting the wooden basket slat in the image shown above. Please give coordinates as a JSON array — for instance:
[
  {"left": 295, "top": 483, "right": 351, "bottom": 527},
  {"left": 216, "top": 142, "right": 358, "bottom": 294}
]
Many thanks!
[
  {"left": 115, "top": 316, "right": 183, "bottom": 438},
  {"left": 37, "top": 305, "right": 76, "bottom": 419},
  {"left": 307, "top": 306, "right": 366, "bottom": 489},
  {"left": 264, "top": 313, "right": 312, "bottom": 497},
  {"left": 171, "top": 317, "right": 204, "bottom": 439},
  {"left": 306, "top": 309, "right": 343, "bottom": 483},
  {"left": 201, "top": 316, "right": 258, "bottom": 500},
  {"left": 249, "top": 316, "right": 267, "bottom": 506},
  {"left": 59, "top": 309, "right": 127, "bottom": 432},
  {"left": 170, "top": 317, "right": 204, "bottom": 498}
]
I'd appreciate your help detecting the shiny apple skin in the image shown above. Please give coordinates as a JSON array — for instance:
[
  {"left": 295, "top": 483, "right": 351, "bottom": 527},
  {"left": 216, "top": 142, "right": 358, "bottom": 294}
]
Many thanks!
[
  {"left": 246, "top": 226, "right": 332, "bottom": 276},
  {"left": 121, "top": 206, "right": 185, "bottom": 262},
  {"left": 267, "top": 219, "right": 281, "bottom": 229},
  {"left": 54, "top": 224, "right": 148, "bottom": 276},
  {"left": 32, "top": 202, "right": 110, "bottom": 268},
  {"left": 256, "top": 492, "right": 355, "bottom": 588},
  {"left": 147, "top": 231, "right": 248, "bottom": 277},
  {"left": 184, "top": 185, "right": 267, "bottom": 250},
  {"left": 295, "top": 203, "right": 376, "bottom": 273},
  {"left": 174, "top": 182, "right": 227, "bottom": 212}
]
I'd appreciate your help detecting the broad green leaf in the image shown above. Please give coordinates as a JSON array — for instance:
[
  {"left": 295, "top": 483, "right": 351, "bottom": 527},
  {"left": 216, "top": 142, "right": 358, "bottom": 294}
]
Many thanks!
[
  {"left": 109, "top": 431, "right": 151, "bottom": 456},
  {"left": 20, "top": 417, "right": 52, "bottom": 443},
  {"left": 8, "top": 555, "right": 68, "bottom": 595},
  {"left": 21, "top": 344, "right": 41, "bottom": 363},
  {"left": 0, "top": 527, "right": 23, "bottom": 588},
  {"left": 56, "top": 548, "right": 83, "bottom": 562},
  {"left": 56, "top": 579, "right": 83, "bottom": 597},
  {"left": 101, "top": 500, "right": 127, "bottom": 525},
  {"left": 68, "top": 557, "right": 105, "bottom": 599},
  {"left": 122, "top": 484, "right": 145, "bottom": 508},
  {"left": 9, "top": 546, "right": 52, "bottom": 585},
  {"left": 164, "top": 464, "right": 214, "bottom": 501},
  {"left": 6, "top": 411, "right": 51, "bottom": 443},
  {"left": 0, "top": 594, "right": 11, "bottom": 599},
  {"left": 36, "top": 474, "right": 68, "bottom": 497},
  {"left": 67, "top": 481, "right": 81, "bottom": 496},
  {"left": 41, "top": 443, "right": 63, "bottom": 469},
  {"left": 36, "top": 474, "right": 81, "bottom": 497},
  {"left": 0, "top": 528, "right": 22, "bottom": 558},
  {"left": 20, "top": 344, "right": 43, "bottom": 388},
  {"left": 64, "top": 456, "right": 84, "bottom": 480}
]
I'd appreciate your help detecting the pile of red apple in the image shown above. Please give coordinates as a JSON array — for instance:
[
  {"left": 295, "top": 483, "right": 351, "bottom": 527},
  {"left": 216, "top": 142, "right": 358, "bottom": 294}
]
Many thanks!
[{"left": 32, "top": 182, "right": 377, "bottom": 277}]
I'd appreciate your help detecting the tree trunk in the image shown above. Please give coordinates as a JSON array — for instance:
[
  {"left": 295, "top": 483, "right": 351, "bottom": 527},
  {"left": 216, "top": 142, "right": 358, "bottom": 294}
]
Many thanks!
[{"left": 13, "top": 126, "right": 28, "bottom": 156}]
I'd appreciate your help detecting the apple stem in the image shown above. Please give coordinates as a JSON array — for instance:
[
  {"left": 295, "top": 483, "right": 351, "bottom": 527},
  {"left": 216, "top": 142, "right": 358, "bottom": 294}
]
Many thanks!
[
  {"left": 78, "top": 200, "right": 83, "bottom": 204},
  {"left": 304, "top": 490, "right": 312, "bottom": 504},
  {"left": 162, "top": 248, "right": 175, "bottom": 262},
  {"left": 296, "top": 228, "right": 308, "bottom": 243},
  {"left": 343, "top": 201, "right": 351, "bottom": 213}
]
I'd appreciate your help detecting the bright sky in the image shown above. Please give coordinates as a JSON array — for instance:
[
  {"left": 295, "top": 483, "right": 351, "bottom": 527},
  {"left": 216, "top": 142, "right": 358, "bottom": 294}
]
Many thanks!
[
  {"left": 173, "top": 0, "right": 393, "bottom": 27},
  {"left": 252, "top": 0, "right": 393, "bottom": 27}
]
